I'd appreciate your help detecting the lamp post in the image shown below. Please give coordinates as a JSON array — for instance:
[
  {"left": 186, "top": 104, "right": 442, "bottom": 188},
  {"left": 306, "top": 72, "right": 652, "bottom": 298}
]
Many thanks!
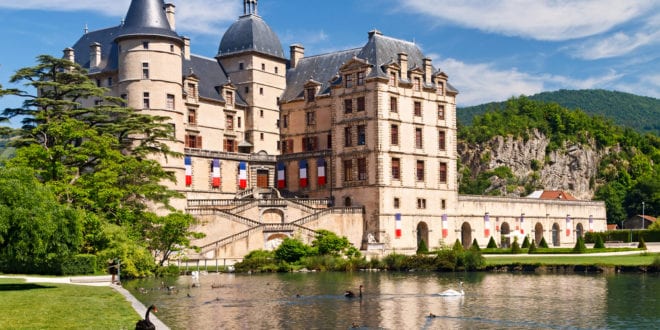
[{"left": 642, "top": 201, "right": 645, "bottom": 230}]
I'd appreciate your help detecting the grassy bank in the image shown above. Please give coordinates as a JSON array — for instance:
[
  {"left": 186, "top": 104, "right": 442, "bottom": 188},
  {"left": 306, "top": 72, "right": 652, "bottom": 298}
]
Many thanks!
[
  {"left": 485, "top": 253, "right": 660, "bottom": 267},
  {"left": 0, "top": 278, "right": 139, "bottom": 329}
]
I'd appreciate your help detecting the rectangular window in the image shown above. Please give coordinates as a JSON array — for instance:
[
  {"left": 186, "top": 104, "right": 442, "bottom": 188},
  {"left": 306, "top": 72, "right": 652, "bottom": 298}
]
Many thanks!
[
  {"left": 343, "top": 159, "right": 353, "bottom": 181},
  {"left": 357, "top": 71, "right": 365, "bottom": 86},
  {"left": 142, "top": 63, "right": 149, "bottom": 79},
  {"left": 389, "top": 72, "right": 397, "bottom": 86},
  {"left": 188, "top": 109, "right": 197, "bottom": 125},
  {"left": 439, "top": 162, "right": 448, "bottom": 183},
  {"left": 303, "top": 136, "right": 318, "bottom": 151},
  {"left": 415, "top": 127, "right": 423, "bottom": 149},
  {"left": 344, "top": 126, "right": 352, "bottom": 147},
  {"left": 244, "top": 86, "right": 249, "bottom": 94},
  {"left": 327, "top": 134, "right": 332, "bottom": 149},
  {"left": 275, "top": 66, "right": 279, "bottom": 74},
  {"left": 417, "top": 198, "right": 426, "bottom": 209},
  {"left": 358, "top": 158, "right": 367, "bottom": 180},
  {"left": 356, "top": 96, "right": 365, "bottom": 111},
  {"left": 238, "top": 117, "right": 242, "bottom": 128},
  {"left": 437, "top": 81, "right": 444, "bottom": 95},
  {"left": 226, "top": 115, "right": 234, "bottom": 131},
  {"left": 391, "top": 124, "right": 399, "bottom": 145},
  {"left": 414, "top": 101, "right": 422, "bottom": 116},
  {"left": 438, "top": 130, "right": 446, "bottom": 150},
  {"left": 416, "top": 160, "right": 425, "bottom": 182},
  {"left": 413, "top": 77, "right": 421, "bottom": 91},
  {"left": 142, "top": 41, "right": 149, "bottom": 49},
  {"left": 120, "top": 94, "right": 127, "bottom": 107},
  {"left": 357, "top": 125, "right": 366, "bottom": 145},
  {"left": 306, "top": 87, "right": 315, "bottom": 102},
  {"left": 394, "top": 197, "right": 400, "bottom": 209},
  {"left": 441, "top": 199, "right": 446, "bottom": 209},
  {"left": 187, "top": 83, "right": 197, "bottom": 99},
  {"left": 438, "top": 104, "right": 445, "bottom": 120},
  {"left": 166, "top": 94, "right": 175, "bottom": 110},
  {"left": 282, "top": 115, "right": 289, "bottom": 128},
  {"left": 107, "top": 77, "right": 112, "bottom": 86},
  {"left": 260, "top": 133, "right": 264, "bottom": 141},
  {"left": 224, "top": 139, "right": 235, "bottom": 152},
  {"left": 225, "top": 91, "right": 233, "bottom": 105},
  {"left": 344, "top": 99, "right": 353, "bottom": 114},
  {"left": 185, "top": 134, "right": 202, "bottom": 148},
  {"left": 239, "top": 63, "right": 244, "bottom": 70},
  {"left": 345, "top": 74, "right": 353, "bottom": 88},
  {"left": 306, "top": 111, "right": 316, "bottom": 126},
  {"left": 260, "top": 87, "right": 264, "bottom": 95},
  {"left": 392, "top": 158, "right": 400, "bottom": 180},
  {"left": 390, "top": 97, "right": 397, "bottom": 113},
  {"left": 261, "top": 63, "right": 266, "bottom": 70},
  {"left": 143, "top": 92, "right": 150, "bottom": 109},
  {"left": 96, "top": 79, "right": 101, "bottom": 87},
  {"left": 170, "top": 44, "right": 174, "bottom": 52}
]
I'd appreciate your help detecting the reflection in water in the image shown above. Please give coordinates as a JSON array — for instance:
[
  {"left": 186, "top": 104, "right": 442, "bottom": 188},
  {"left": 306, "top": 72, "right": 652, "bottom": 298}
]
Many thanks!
[{"left": 126, "top": 272, "right": 659, "bottom": 329}]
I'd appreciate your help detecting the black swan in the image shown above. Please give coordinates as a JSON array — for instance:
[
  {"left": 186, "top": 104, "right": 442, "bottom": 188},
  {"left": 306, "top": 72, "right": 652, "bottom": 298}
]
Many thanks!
[
  {"left": 344, "top": 285, "right": 363, "bottom": 298},
  {"left": 135, "top": 304, "right": 157, "bottom": 330}
]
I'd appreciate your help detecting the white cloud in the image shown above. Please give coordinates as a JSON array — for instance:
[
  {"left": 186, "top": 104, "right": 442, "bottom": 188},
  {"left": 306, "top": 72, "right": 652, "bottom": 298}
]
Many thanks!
[
  {"left": 435, "top": 57, "right": 624, "bottom": 106},
  {"left": 0, "top": 0, "right": 239, "bottom": 36},
  {"left": 397, "top": 0, "right": 658, "bottom": 41}
]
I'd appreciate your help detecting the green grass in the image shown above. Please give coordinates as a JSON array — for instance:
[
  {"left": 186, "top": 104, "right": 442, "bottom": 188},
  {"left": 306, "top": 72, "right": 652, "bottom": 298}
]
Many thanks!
[
  {"left": 485, "top": 253, "right": 660, "bottom": 266},
  {"left": 481, "top": 247, "right": 640, "bottom": 254},
  {"left": 0, "top": 278, "right": 140, "bottom": 329}
]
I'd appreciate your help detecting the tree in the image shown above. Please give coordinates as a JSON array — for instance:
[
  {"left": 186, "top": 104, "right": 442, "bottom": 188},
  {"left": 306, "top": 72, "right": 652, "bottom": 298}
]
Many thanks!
[
  {"left": 572, "top": 237, "right": 587, "bottom": 253},
  {"left": 470, "top": 239, "right": 481, "bottom": 251},
  {"left": 487, "top": 236, "right": 498, "bottom": 248},
  {"left": 311, "top": 229, "right": 350, "bottom": 256},
  {"left": 511, "top": 237, "right": 522, "bottom": 254},
  {"left": 528, "top": 239, "right": 537, "bottom": 253},
  {"left": 0, "top": 166, "right": 84, "bottom": 274},
  {"left": 452, "top": 239, "right": 464, "bottom": 252},
  {"left": 145, "top": 212, "right": 205, "bottom": 266},
  {"left": 275, "top": 237, "right": 310, "bottom": 263},
  {"left": 539, "top": 237, "right": 549, "bottom": 248},
  {"left": 521, "top": 236, "right": 530, "bottom": 248}
]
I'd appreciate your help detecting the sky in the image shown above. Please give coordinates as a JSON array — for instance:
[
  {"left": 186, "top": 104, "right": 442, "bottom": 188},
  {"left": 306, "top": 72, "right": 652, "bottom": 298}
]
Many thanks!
[{"left": 0, "top": 0, "right": 658, "bottom": 126}]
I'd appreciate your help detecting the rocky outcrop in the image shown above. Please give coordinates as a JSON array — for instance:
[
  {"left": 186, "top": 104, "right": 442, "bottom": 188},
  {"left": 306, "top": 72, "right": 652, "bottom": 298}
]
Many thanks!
[{"left": 458, "top": 129, "right": 607, "bottom": 200}]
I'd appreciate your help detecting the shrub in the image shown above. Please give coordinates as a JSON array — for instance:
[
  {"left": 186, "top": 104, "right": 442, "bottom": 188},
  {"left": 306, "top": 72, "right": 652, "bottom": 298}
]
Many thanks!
[
  {"left": 539, "top": 237, "right": 549, "bottom": 248},
  {"left": 383, "top": 253, "right": 407, "bottom": 271},
  {"left": 487, "top": 236, "right": 498, "bottom": 248},
  {"left": 155, "top": 265, "right": 180, "bottom": 277},
  {"left": 452, "top": 239, "right": 464, "bottom": 252},
  {"left": 461, "top": 251, "right": 485, "bottom": 270},
  {"left": 573, "top": 237, "right": 587, "bottom": 253},
  {"left": 511, "top": 237, "right": 522, "bottom": 254},
  {"left": 470, "top": 239, "right": 481, "bottom": 251},
  {"left": 528, "top": 240, "right": 537, "bottom": 253},
  {"left": 638, "top": 237, "right": 647, "bottom": 250},
  {"left": 593, "top": 235, "right": 605, "bottom": 249},
  {"left": 275, "top": 237, "right": 311, "bottom": 263},
  {"left": 417, "top": 239, "right": 429, "bottom": 254},
  {"left": 521, "top": 236, "right": 530, "bottom": 248},
  {"left": 61, "top": 254, "right": 97, "bottom": 275},
  {"left": 235, "top": 249, "right": 276, "bottom": 272}
]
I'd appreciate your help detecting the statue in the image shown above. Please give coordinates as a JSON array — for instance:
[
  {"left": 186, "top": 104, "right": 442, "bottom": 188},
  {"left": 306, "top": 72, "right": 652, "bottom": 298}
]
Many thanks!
[{"left": 367, "top": 232, "right": 377, "bottom": 243}]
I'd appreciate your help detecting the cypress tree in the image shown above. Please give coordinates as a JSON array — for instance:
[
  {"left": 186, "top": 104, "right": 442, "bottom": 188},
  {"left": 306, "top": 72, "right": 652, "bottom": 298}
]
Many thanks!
[
  {"left": 521, "top": 236, "right": 530, "bottom": 248},
  {"left": 511, "top": 237, "right": 522, "bottom": 254},
  {"left": 573, "top": 236, "right": 587, "bottom": 253},
  {"left": 539, "top": 237, "right": 549, "bottom": 248},
  {"left": 470, "top": 238, "right": 481, "bottom": 251},
  {"left": 487, "top": 236, "right": 498, "bottom": 248},
  {"left": 593, "top": 235, "right": 605, "bottom": 249},
  {"left": 528, "top": 239, "right": 537, "bottom": 253}
]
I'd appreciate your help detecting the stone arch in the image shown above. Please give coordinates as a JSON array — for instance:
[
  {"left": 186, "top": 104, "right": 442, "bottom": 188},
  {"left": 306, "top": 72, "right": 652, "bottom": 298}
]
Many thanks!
[
  {"left": 344, "top": 196, "right": 352, "bottom": 206},
  {"left": 417, "top": 222, "right": 429, "bottom": 251},
  {"left": 552, "top": 223, "right": 561, "bottom": 247},
  {"left": 535, "top": 222, "right": 544, "bottom": 244},
  {"left": 265, "top": 233, "right": 288, "bottom": 251},
  {"left": 461, "top": 222, "right": 472, "bottom": 249},
  {"left": 576, "top": 223, "right": 584, "bottom": 238},
  {"left": 500, "top": 222, "right": 511, "bottom": 248},
  {"left": 261, "top": 208, "right": 285, "bottom": 223}
]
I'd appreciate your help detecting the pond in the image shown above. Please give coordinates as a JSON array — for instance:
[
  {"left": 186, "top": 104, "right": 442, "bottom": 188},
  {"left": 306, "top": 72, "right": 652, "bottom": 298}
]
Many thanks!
[{"left": 125, "top": 271, "right": 659, "bottom": 329}]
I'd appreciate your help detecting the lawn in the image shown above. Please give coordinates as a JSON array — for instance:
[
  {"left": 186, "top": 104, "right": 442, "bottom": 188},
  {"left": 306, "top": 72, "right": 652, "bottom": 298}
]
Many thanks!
[
  {"left": 485, "top": 253, "right": 660, "bottom": 266},
  {"left": 0, "top": 278, "right": 140, "bottom": 329}
]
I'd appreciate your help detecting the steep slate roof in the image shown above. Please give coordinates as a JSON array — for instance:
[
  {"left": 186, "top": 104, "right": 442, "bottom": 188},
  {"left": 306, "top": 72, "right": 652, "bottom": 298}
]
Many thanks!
[
  {"left": 283, "top": 31, "right": 458, "bottom": 102},
  {"left": 282, "top": 48, "right": 361, "bottom": 102},
  {"left": 115, "top": 0, "right": 180, "bottom": 41},
  {"left": 71, "top": 27, "right": 121, "bottom": 72},
  {"left": 218, "top": 14, "right": 285, "bottom": 59},
  {"left": 183, "top": 55, "right": 246, "bottom": 105}
]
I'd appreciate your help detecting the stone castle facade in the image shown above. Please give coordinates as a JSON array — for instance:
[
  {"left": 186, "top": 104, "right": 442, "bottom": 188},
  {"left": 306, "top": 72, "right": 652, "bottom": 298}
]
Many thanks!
[{"left": 65, "top": 0, "right": 606, "bottom": 259}]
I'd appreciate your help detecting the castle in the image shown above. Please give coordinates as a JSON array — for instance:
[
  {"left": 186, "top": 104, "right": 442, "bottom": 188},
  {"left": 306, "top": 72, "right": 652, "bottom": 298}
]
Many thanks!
[{"left": 65, "top": 0, "right": 606, "bottom": 259}]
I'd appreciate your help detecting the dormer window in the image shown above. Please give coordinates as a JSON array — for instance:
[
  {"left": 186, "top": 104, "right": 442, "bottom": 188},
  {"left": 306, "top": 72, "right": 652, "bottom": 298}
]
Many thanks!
[
  {"left": 437, "top": 81, "right": 444, "bottom": 95},
  {"left": 225, "top": 91, "right": 233, "bottom": 106},
  {"left": 345, "top": 74, "right": 353, "bottom": 88},
  {"left": 413, "top": 77, "right": 421, "bottom": 91},
  {"left": 389, "top": 72, "right": 397, "bottom": 87},
  {"left": 306, "top": 87, "right": 316, "bottom": 102},
  {"left": 357, "top": 71, "right": 365, "bottom": 86}
]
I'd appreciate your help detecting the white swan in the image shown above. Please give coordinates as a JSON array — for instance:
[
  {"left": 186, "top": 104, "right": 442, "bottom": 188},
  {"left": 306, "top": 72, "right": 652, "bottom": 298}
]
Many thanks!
[{"left": 438, "top": 281, "right": 464, "bottom": 296}]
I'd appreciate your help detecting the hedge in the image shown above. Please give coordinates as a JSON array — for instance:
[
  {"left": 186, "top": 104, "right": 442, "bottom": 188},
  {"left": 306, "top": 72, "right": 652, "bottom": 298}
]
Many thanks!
[
  {"left": 61, "top": 254, "right": 98, "bottom": 275},
  {"left": 585, "top": 230, "right": 660, "bottom": 243}
]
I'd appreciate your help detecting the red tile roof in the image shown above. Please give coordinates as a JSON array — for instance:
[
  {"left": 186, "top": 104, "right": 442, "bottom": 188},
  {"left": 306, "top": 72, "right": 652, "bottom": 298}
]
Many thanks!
[{"left": 539, "top": 190, "right": 578, "bottom": 201}]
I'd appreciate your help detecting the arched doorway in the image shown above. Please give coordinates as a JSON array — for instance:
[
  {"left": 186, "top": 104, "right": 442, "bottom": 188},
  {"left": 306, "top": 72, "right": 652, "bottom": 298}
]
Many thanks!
[
  {"left": 535, "top": 222, "right": 543, "bottom": 244},
  {"left": 500, "top": 222, "right": 511, "bottom": 248},
  {"left": 265, "top": 233, "right": 288, "bottom": 251},
  {"left": 576, "top": 223, "right": 584, "bottom": 238},
  {"left": 261, "top": 209, "right": 284, "bottom": 223},
  {"left": 552, "top": 223, "right": 561, "bottom": 246},
  {"left": 461, "top": 222, "right": 472, "bottom": 249},
  {"left": 417, "top": 222, "right": 429, "bottom": 251},
  {"left": 344, "top": 197, "right": 352, "bottom": 206}
]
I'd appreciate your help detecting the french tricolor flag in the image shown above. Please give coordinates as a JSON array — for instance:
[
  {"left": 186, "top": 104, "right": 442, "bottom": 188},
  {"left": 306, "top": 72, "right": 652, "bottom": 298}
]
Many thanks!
[
  {"left": 395, "top": 213, "right": 402, "bottom": 238},
  {"left": 484, "top": 213, "right": 490, "bottom": 237},
  {"left": 277, "top": 162, "right": 285, "bottom": 188},
  {"left": 184, "top": 156, "right": 192, "bottom": 186},
  {"left": 299, "top": 159, "right": 308, "bottom": 188},
  {"left": 589, "top": 215, "right": 593, "bottom": 232},
  {"left": 520, "top": 213, "right": 525, "bottom": 234},
  {"left": 317, "top": 158, "right": 326, "bottom": 185},
  {"left": 566, "top": 215, "right": 571, "bottom": 236},
  {"left": 239, "top": 162, "right": 247, "bottom": 189},
  {"left": 211, "top": 159, "right": 220, "bottom": 188},
  {"left": 442, "top": 214, "right": 448, "bottom": 238}
]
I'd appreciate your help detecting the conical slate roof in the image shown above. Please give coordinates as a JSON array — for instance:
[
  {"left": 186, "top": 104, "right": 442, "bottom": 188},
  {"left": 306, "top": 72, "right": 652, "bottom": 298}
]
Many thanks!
[{"left": 115, "top": 0, "right": 180, "bottom": 41}]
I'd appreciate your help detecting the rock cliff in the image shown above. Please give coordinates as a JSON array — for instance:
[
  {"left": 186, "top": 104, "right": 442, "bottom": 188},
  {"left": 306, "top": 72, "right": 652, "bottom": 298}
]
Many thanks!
[{"left": 458, "top": 129, "right": 608, "bottom": 200}]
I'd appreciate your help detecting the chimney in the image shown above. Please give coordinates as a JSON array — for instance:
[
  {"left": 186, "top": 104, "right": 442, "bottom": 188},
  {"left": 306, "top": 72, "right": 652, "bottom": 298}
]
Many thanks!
[
  {"left": 164, "top": 3, "right": 176, "bottom": 30},
  {"left": 63, "top": 47, "right": 75, "bottom": 63},
  {"left": 398, "top": 53, "right": 408, "bottom": 80},
  {"left": 90, "top": 42, "right": 101, "bottom": 69},
  {"left": 290, "top": 44, "right": 305, "bottom": 69},
  {"left": 423, "top": 57, "right": 432, "bottom": 85},
  {"left": 183, "top": 37, "right": 190, "bottom": 60},
  {"left": 368, "top": 29, "right": 382, "bottom": 38}
]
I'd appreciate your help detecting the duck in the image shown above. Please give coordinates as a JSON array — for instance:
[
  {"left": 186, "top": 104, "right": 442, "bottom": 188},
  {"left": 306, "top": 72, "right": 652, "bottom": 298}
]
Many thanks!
[
  {"left": 135, "top": 304, "right": 157, "bottom": 330},
  {"left": 438, "top": 281, "right": 464, "bottom": 296},
  {"left": 345, "top": 285, "right": 363, "bottom": 298}
]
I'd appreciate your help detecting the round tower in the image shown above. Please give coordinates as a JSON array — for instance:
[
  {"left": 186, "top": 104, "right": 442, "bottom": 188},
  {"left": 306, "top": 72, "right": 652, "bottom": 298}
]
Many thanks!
[{"left": 115, "top": 0, "right": 185, "bottom": 192}]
